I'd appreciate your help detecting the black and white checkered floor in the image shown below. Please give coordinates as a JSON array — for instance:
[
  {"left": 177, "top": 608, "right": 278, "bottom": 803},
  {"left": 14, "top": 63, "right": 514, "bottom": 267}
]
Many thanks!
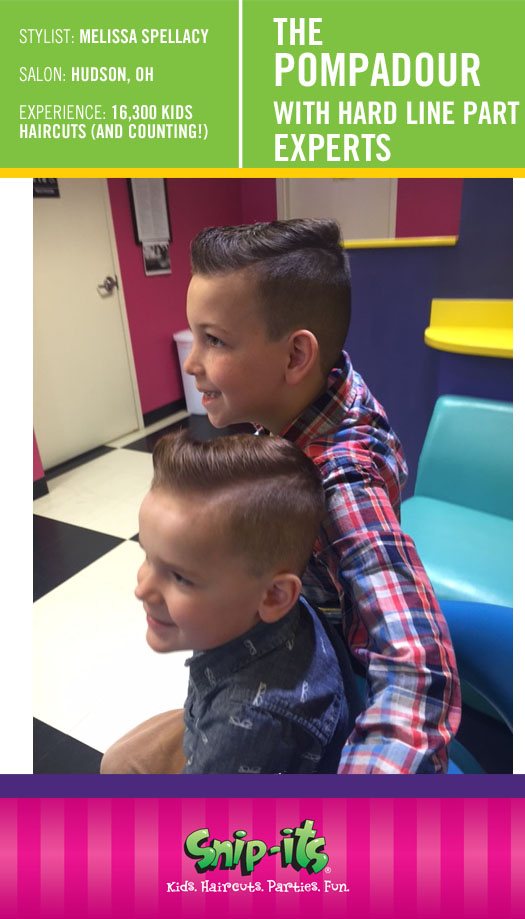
[{"left": 33, "top": 411, "right": 250, "bottom": 773}]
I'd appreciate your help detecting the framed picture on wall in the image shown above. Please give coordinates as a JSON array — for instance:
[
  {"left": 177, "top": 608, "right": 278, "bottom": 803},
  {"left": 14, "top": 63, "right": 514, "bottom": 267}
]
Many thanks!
[
  {"left": 128, "top": 178, "right": 172, "bottom": 244},
  {"left": 142, "top": 241, "right": 172, "bottom": 276},
  {"left": 33, "top": 178, "right": 60, "bottom": 198}
]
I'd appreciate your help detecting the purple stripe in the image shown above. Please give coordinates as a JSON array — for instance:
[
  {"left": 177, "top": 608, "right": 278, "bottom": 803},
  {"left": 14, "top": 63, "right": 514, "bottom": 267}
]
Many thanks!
[{"left": 3, "top": 774, "right": 523, "bottom": 798}]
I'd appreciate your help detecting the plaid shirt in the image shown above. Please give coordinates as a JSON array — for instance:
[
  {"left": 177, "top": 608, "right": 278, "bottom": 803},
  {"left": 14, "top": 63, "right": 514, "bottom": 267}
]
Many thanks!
[{"left": 264, "top": 352, "right": 461, "bottom": 774}]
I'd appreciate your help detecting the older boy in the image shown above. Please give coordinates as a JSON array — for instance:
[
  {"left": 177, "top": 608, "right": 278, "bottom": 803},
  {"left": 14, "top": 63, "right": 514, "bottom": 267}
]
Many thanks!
[
  {"left": 102, "top": 430, "right": 355, "bottom": 774},
  {"left": 184, "top": 217, "right": 460, "bottom": 774}
]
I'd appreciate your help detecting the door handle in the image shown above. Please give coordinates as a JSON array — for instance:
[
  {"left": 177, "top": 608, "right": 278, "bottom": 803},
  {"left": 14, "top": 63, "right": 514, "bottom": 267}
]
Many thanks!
[{"left": 97, "top": 275, "right": 119, "bottom": 294}]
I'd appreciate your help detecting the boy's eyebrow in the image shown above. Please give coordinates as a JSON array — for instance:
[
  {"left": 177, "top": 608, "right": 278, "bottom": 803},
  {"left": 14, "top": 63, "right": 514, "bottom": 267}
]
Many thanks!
[
  {"left": 196, "top": 321, "right": 231, "bottom": 335},
  {"left": 137, "top": 537, "right": 201, "bottom": 580}
]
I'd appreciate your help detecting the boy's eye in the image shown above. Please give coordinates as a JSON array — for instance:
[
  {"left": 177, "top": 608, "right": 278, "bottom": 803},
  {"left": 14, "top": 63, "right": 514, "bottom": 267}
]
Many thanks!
[
  {"left": 206, "top": 334, "right": 224, "bottom": 348},
  {"left": 171, "top": 570, "right": 193, "bottom": 587}
]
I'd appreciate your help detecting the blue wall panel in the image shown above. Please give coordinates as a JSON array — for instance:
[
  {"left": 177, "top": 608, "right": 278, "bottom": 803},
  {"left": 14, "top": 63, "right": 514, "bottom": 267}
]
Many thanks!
[{"left": 345, "top": 179, "right": 513, "bottom": 499}]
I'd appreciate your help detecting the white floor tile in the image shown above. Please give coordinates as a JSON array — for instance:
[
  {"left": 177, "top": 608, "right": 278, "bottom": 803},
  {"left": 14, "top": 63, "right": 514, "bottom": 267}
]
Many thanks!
[
  {"left": 33, "top": 449, "right": 154, "bottom": 538},
  {"left": 34, "top": 541, "right": 190, "bottom": 752}
]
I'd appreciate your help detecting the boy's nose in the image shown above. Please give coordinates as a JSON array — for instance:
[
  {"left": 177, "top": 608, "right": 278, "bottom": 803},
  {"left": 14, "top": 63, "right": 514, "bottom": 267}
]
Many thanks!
[
  {"left": 183, "top": 343, "right": 201, "bottom": 377},
  {"left": 135, "top": 562, "right": 161, "bottom": 603}
]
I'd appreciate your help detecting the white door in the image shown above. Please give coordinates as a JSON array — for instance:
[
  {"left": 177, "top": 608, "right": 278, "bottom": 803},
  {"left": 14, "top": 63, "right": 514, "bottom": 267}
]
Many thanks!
[
  {"left": 277, "top": 178, "right": 398, "bottom": 241},
  {"left": 34, "top": 179, "right": 142, "bottom": 469}
]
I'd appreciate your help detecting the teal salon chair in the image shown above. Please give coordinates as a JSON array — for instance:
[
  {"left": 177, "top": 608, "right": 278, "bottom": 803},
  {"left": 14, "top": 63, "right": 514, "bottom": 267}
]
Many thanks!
[
  {"left": 401, "top": 395, "right": 512, "bottom": 609},
  {"left": 441, "top": 600, "right": 512, "bottom": 774},
  {"left": 401, "top": 395, "right": 512, "bottom": 721}
]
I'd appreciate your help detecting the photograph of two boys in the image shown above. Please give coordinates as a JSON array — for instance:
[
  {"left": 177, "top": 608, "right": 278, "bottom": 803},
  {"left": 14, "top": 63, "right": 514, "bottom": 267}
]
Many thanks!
[{"left": 33, "top": 177, "right": 513, "bottom": 775}]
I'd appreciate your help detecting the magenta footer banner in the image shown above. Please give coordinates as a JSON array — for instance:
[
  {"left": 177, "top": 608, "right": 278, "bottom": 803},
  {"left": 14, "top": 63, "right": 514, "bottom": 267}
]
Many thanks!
[{"left": 1, "top": 796, "right": 524, "bottom": 918}]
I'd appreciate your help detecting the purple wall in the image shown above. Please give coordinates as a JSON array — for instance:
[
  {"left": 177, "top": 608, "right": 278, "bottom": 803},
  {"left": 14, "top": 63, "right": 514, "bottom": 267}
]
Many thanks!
[{"left": 345, "top": 178, "right": 513, "bottom": 499}]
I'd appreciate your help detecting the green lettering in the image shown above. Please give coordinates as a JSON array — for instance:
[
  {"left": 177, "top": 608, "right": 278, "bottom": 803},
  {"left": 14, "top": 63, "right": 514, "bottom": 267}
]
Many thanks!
[{"left": 183, "top": 828, "right": 216, "bottom": 873}]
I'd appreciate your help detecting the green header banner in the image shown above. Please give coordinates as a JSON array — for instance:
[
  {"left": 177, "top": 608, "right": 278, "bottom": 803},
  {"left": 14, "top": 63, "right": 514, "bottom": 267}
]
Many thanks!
[{"left": 1, "top": 0, "right": 524, "bottom": 168}]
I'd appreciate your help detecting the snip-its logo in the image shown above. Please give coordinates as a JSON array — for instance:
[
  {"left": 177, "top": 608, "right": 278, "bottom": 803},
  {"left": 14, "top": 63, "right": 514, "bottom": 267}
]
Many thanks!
[{"left": 184, "top": 819, "right": 328, "bottom": 876}]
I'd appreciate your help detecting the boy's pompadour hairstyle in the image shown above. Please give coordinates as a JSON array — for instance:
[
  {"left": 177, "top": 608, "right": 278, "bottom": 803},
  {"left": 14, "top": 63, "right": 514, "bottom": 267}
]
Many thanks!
[
  {"left": 190, "top": 218, "right": 351, "bottom": 376},
  {"left": 151, "top": 429, "right": 325, "bottom": 576}
]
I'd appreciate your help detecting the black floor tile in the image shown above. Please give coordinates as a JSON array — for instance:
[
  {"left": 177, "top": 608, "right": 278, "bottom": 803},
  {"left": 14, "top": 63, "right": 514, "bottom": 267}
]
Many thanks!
[
  {"left": 33, "top": 719, "right": 103, "bottom": 774},
  {"left": 34, "top": 478, "right": 49, "bottom": 499},
  {"left": 34, "top": 516, "right": 124, "bottom": 601},
  {"left": 123, "top": 414, "right": 253, "bottom": 453},
  {"left": 143, "top": 398, "right": 185, "bottom": 428},
  {"left": 45, "top": 445, "right": 116, "bottom": 481}
]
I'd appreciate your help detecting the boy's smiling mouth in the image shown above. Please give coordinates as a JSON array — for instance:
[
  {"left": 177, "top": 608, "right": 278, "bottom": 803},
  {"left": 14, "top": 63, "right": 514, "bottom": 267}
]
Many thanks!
[
  {"left": 199, "top": 389, "right": 221, "bottom": 405},
  {"left": 146, "top": 611, "right": 178, "bottom": 632}
]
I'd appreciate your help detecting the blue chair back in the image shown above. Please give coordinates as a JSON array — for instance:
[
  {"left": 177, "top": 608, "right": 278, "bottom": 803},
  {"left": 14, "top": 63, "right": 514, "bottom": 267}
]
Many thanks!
[
  {"left": 414, "top": 396, "right": 513, "bottom": 519},
  {"left": 440, "top": 599, "right": 512, "bottom": 732},
  {"left": 442, "top": 599, "right": 512, "bottom": 774}
]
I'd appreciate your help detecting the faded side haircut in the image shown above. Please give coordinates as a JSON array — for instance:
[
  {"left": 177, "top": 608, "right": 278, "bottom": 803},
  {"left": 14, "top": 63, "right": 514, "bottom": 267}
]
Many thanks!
[
  {"left": 151, "top": 429, "right": 325, "bottom": 576},
  {"left": 190, "top": 218, "right": 351, "bottom": 376}
]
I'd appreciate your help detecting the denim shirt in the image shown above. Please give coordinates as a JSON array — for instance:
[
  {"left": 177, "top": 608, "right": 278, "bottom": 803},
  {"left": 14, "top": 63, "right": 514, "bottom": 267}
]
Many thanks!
[{"left": 182, "top": 598, "right": 355, "bottom": 774}]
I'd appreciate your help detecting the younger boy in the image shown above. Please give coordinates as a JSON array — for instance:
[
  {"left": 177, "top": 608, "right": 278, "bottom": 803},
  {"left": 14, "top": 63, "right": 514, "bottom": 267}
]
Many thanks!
[
  {"left": 183, "top": 217, "right": 461, "bottom": 774},
  {"left": 102, "top": 429, "right": 355, "bottom": 774}
]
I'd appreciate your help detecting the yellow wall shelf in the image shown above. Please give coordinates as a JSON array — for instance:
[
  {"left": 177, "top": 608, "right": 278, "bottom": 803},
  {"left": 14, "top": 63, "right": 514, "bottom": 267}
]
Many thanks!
[
  {"left": 425, "top": 299, "right": 513, "bottom": 358},
  {"left": 343, "top": 236, "right": 458, "bottom": 250}
]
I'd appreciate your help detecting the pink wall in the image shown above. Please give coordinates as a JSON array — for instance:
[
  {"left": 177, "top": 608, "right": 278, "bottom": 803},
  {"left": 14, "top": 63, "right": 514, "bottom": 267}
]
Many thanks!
[
  {"left": 395, "top": 179, "right": 463, "bottom": 238},
  {"left": 240, "top": 179, "right": 278, "bottom": 224},
  {"left": 33, "top": 430, "right": 44, "bottom": 482},
  {"left": 107, "top": 179, "right": 277, "bottom": 417}
]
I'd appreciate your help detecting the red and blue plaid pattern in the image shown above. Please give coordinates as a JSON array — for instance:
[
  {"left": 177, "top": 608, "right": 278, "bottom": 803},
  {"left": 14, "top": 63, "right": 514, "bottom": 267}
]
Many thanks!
[{"left": 276, "top": 352, "right": 460, "bottom": 773}]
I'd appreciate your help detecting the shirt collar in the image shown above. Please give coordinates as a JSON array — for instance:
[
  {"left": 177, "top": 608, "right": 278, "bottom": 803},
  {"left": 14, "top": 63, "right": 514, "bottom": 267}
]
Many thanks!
[
  {"left": 280, "top": 351, "right": 355, "bottom": 449},
  {"left": 186, "top": 602, "right": 301, "bottom": 695},
  {"left": 253, "top": 352, "right": 355, "bottom": 446}
]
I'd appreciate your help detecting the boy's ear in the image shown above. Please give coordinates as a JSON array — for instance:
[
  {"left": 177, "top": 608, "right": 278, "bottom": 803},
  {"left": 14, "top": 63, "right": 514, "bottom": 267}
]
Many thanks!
[
  {"left": 285, "top": 330, "right": 320, "bottom": 385},
  {"left": 258, "top": 573, "right": 302, "bottom": 624}
]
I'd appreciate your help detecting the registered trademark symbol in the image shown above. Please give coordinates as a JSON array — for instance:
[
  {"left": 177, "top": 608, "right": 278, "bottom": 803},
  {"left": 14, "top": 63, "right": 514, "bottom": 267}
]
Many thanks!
[{"left": 324, "top": 867, "right": 331, "bottom": 873}]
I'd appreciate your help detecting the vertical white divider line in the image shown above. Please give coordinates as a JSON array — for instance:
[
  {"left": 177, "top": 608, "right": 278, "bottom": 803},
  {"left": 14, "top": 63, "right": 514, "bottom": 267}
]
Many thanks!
[{"left": 238, "top": 0, "right": 243, "bottom": 168}]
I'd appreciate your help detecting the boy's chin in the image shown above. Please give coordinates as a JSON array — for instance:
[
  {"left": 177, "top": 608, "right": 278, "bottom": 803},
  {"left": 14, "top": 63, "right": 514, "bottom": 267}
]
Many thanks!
[
  {"left": 146, "top": 627, "right": 181, "bottom": 654},
  {"left": 206, "top": 408, "right": 241, "bottom": 429},
  {"left": 207, "top": 413, "right": 232, "bottom": 429}
]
